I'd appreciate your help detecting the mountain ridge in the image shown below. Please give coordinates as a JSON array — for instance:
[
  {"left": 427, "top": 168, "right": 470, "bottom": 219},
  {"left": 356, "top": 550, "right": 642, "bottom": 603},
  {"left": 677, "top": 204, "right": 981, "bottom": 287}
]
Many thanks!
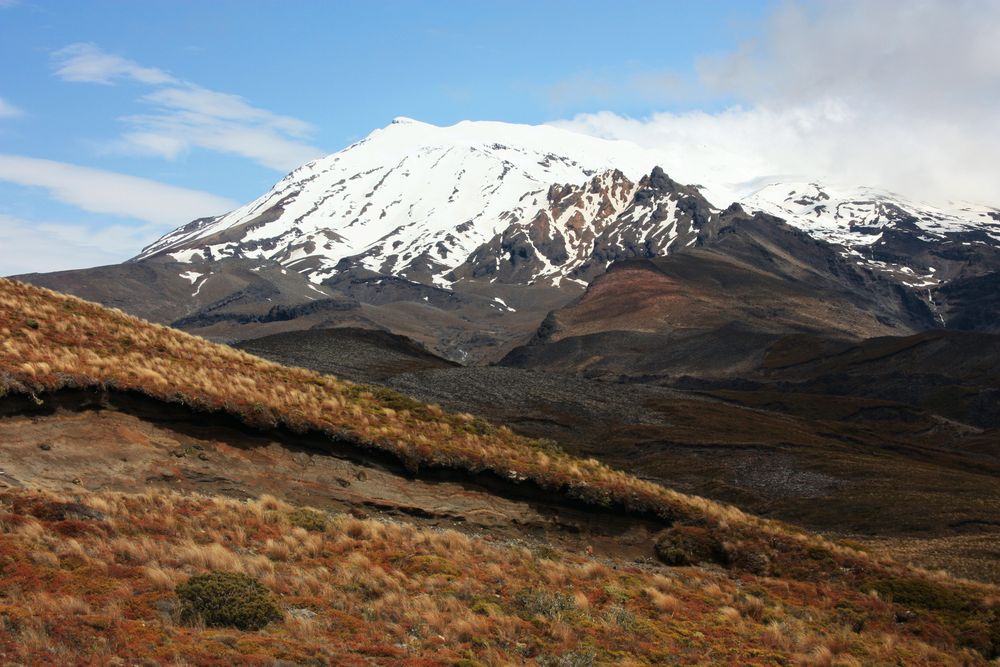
[
  {"left": 132, "top": 117, "right": 1000, "bottom": 300},
  {"left": 13, "top": 117, "right": 1000, "bottom": 362}
]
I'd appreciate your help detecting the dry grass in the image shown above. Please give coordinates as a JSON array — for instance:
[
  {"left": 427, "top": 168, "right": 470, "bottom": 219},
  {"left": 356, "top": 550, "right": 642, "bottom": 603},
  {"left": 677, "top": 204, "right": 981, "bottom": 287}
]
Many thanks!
[
  {"left": 0, "top": 278, "right": 904, "bottom": 570},
  {"left": 1, "top": 278, "right": 1000, "bottom": 662},
  {"left": 1, "top": 279, "right": 717, "bottom": 521},
  {"left": 0, "top": 487, "right": 992, "bottom": 666}
]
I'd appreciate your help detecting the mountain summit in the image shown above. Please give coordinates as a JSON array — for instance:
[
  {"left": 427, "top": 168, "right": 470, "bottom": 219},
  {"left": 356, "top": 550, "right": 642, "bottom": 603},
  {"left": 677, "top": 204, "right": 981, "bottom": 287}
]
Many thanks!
[
  {"left": 137, "top": 118, "right": 1000, "bottom": 298},
  {"left": 18, "top": 118, "right": 1000, "bottom": 360},
  {"left": 135, "top": 118, "right": 675, "bottom": 287}
]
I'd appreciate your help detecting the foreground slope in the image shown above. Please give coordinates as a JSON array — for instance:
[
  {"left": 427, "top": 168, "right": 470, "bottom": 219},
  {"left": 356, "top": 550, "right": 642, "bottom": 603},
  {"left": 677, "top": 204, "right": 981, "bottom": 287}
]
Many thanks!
[
  {"left": 1, "top": 487, "right": 992, "bottom": 666},
  {"left": 2, "top": 278, "right": 1000, "bottom": 663}
]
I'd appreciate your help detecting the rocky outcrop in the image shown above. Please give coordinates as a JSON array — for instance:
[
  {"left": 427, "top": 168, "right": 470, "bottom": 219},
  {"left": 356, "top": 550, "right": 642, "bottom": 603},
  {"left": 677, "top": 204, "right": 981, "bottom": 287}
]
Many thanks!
[{"left": 451, "top": 167, "right": 719, "bottom": 286}]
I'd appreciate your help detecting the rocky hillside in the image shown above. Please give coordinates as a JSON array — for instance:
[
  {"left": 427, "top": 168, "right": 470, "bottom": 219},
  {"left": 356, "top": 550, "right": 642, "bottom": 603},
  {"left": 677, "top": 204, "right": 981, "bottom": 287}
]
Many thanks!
[
  {"left": 744, "top": 182, "right": 1000, "bottom": 325},
  {"left": 450, "top": 167, "right": 714, "bottom": 286},
  {"left": 502, "top": 205, "right": 944, "bottom": 377}
]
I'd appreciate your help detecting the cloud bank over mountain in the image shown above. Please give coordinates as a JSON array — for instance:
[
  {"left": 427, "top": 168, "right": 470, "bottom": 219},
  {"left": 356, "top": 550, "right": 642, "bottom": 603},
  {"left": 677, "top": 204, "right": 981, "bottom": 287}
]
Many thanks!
[{"left": 553, "top": 0, "right": 1000, "bottom": 205}]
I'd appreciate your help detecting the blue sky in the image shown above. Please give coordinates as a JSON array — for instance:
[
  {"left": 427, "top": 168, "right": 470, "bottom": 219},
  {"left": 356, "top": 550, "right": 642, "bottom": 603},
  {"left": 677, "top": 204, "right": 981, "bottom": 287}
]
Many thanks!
[{"left": 2, "top": 1, "right": 998, "bottom": 274}]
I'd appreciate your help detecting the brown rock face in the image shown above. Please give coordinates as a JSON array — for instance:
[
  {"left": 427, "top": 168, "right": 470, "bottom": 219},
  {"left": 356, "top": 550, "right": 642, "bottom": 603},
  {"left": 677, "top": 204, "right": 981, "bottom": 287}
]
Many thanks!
[
  {"left": 452, "top": 167, "right": 719, "bottom": 286},
  {"left": 503, "top": 208, "right": 942, "bottom": 377}
]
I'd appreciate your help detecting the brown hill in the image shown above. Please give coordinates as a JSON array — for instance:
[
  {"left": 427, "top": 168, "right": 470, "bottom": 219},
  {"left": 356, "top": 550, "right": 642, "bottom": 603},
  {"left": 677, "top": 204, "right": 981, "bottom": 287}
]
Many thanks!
[
  {"left": 2, "top": 278, "right": 1000, "bottom": 663},
  {"left": 0, "top": 281, "right": 998, "bottom": 664}
]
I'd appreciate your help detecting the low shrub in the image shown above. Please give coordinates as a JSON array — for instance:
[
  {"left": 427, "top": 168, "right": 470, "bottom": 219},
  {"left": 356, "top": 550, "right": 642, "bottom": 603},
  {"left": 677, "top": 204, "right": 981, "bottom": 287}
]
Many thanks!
[
  {"left": 538, "top": 649, "right": 597, "bottom": 667},
  {"left": 401, "top": 554, "right": 460, "bottom": 577},
  {"left": 868, "top": 576, "right": 969, "bottom": 613},
  {"left": 724, "top": 543, "right": 772, "bottom": 575},
  {"left": 286, "top": 507, "right": 328, "bottom": 532},
  {"left": 176, "top": 571, "right": 282, "bottom": 631},
  {"left": 514, "top": 588, "right": 578, "bottom": 620},
  {"left": 654, "top": 525, "right": 729, "bottom": 567}
]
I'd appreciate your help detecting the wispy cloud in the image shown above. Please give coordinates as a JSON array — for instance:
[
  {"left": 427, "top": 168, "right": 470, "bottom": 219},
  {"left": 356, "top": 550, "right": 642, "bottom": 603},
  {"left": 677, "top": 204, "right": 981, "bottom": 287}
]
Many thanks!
[
  {"left": 53, "top": 43, "right": 324, "bottom": 171},
  {"left": 554, "top": 0, "right": 1000, "bottom": 206},
  {"left": 0, "top": 154, "right": 238, "bottom": 226},
  {"left": 117, "top": 85, "right": 322, "bottom": 170},
  {"left": 0, "top": 214, "right": 165, "bottom": 275},
  {"left": 53, "top": 43, "right": 177, "bottom": 85},
  {"left": 0, "top": 0, "right": 19, "bottom": 8},
  {"left": 0, "top": 97, "right": 22, "bottom": 118}
]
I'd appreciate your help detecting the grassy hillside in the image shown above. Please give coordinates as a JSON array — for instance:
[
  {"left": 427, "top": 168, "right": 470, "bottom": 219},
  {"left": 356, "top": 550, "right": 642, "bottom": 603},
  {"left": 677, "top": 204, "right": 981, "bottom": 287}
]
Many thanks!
[
  {"left": 1, "top": 277, "right": 999, "bottom": 663},
  {"left": 0, "top": 487, "right": 995, "bottom": 666},
  {"left": 0, "top": 278, "right": 815, "bottom": 543}
]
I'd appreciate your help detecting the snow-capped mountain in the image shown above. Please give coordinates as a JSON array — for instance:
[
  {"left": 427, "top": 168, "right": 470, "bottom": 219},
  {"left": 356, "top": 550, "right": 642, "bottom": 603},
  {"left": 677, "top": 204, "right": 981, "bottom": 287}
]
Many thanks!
[
  {"left": 138, "top": 117, "right": 1000, "bottom": 304},
  {"left": 451, "top": 167, "right": 716, "bottom": 286},
  {"left": 743, "top": 182, "right": 1000, "bottom": 247},
  {"left": 21, "top": 117, "right": 1000, "bottom": 361},
  {"left": 137, "top": 117, "right": 675, "bottom": 287},
  {"left": 742, "top": 182, "right": 1000, "bottom": 289}
]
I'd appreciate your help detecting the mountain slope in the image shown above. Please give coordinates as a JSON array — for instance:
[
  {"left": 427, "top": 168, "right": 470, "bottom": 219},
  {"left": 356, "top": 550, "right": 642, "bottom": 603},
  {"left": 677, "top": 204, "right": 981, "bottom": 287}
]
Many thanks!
[
  {"left": 502, "top": 207, "right": 939, "bottom": 378},
  {"left": 450, "top": 166, "right": 715, "bottom": 286},
  {"left": 743, "top": 182, "right": 1000, "bottom": 311},
  {"left": 135, "top": 118, "right": 674, "bottom": 287}
]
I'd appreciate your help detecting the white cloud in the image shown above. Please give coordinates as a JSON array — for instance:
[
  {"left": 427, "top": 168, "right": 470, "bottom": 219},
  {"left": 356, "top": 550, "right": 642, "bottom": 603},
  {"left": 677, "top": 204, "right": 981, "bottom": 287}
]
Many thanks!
[
  {"left": 0, "top": 214, "right": 165, "bottom": 275},
  {"left": 143, "top": 87, "right": 313, "bottom": 137},
  {"left": 53, "top": 43, "right": 324, "bottom": 171},
  {"left": 553, "top": 1, "right": 1000, "bottom": 206},
  {"left": 118, "top": 85, "right": 323, "bottom": 170},
  {"left": 0, "top": 154, "right": 238, "bottom": 226},
  {"left": 53, "top": 43, "right": 177, "bottom": 85},
  {"left": 0, "top": 97, "right": 22, "bottom": 118}
]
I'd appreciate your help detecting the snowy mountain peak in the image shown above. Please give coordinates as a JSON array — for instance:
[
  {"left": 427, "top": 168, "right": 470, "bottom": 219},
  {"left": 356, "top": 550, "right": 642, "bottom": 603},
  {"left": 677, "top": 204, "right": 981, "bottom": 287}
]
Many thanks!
[
  {"left": 136, "top": 117, "right": 1000, "bottom": 298},
  {"left": 741, "top": 181, "right": 1000, "bottom": 292},
  {"left": 449, "top": 164, "right": 719, "bottom": 287},
  {"left": 136, "top": 118, "right": 676, "bottom": 286},
  {"left": 742, "top": 182, "right": 1000, "bottom": 244}
]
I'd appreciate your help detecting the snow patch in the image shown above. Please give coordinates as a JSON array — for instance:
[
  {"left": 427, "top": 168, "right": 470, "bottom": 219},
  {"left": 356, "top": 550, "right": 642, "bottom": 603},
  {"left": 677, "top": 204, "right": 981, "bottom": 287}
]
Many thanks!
[{"left": 492, "top": 296, "right": 516, "bottom": 312}]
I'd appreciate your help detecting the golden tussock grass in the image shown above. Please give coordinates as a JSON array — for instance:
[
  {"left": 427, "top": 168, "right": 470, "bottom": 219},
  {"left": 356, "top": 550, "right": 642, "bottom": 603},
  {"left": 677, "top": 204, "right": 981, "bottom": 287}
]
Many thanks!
[
  {"left": 2, "top": 279, "right": 1000, "bottom": 662},
  {"left": 1, "top": 278, "right": 780, "bottom": 539},
  {"left": 0, "top": 276, "right": 943, "bottom": 591},
  {"left": 0, "top": 487, "right": 994, "bottom": 665}
]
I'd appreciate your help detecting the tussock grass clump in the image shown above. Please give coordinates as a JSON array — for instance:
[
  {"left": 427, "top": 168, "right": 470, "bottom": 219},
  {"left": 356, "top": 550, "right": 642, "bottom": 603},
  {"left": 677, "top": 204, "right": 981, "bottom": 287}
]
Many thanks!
[
  {"left": 286, "top": 507, "right": 328, "bottom": 532},
  {"left": 176, "top": 571, "right": 282, "bottom": 630},
  {"left": 654, "top": 525, "right": 729, "bottom": 567}
]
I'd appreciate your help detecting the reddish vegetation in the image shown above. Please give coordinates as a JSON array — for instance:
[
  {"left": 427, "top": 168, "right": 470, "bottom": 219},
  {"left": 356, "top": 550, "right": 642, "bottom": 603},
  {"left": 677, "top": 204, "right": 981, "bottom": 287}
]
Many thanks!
[
  {"left": 0, "top": 488, "right": 996, "bottom": 665},
  {"left": 557, "top": 264, "right": 687, "bottom": 337},
  {"left": 1, "top": 277, "right": 1000, "bottom": 663},
  {"left": 0, "top": 277, "right": 824, "bottom": 544}
]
